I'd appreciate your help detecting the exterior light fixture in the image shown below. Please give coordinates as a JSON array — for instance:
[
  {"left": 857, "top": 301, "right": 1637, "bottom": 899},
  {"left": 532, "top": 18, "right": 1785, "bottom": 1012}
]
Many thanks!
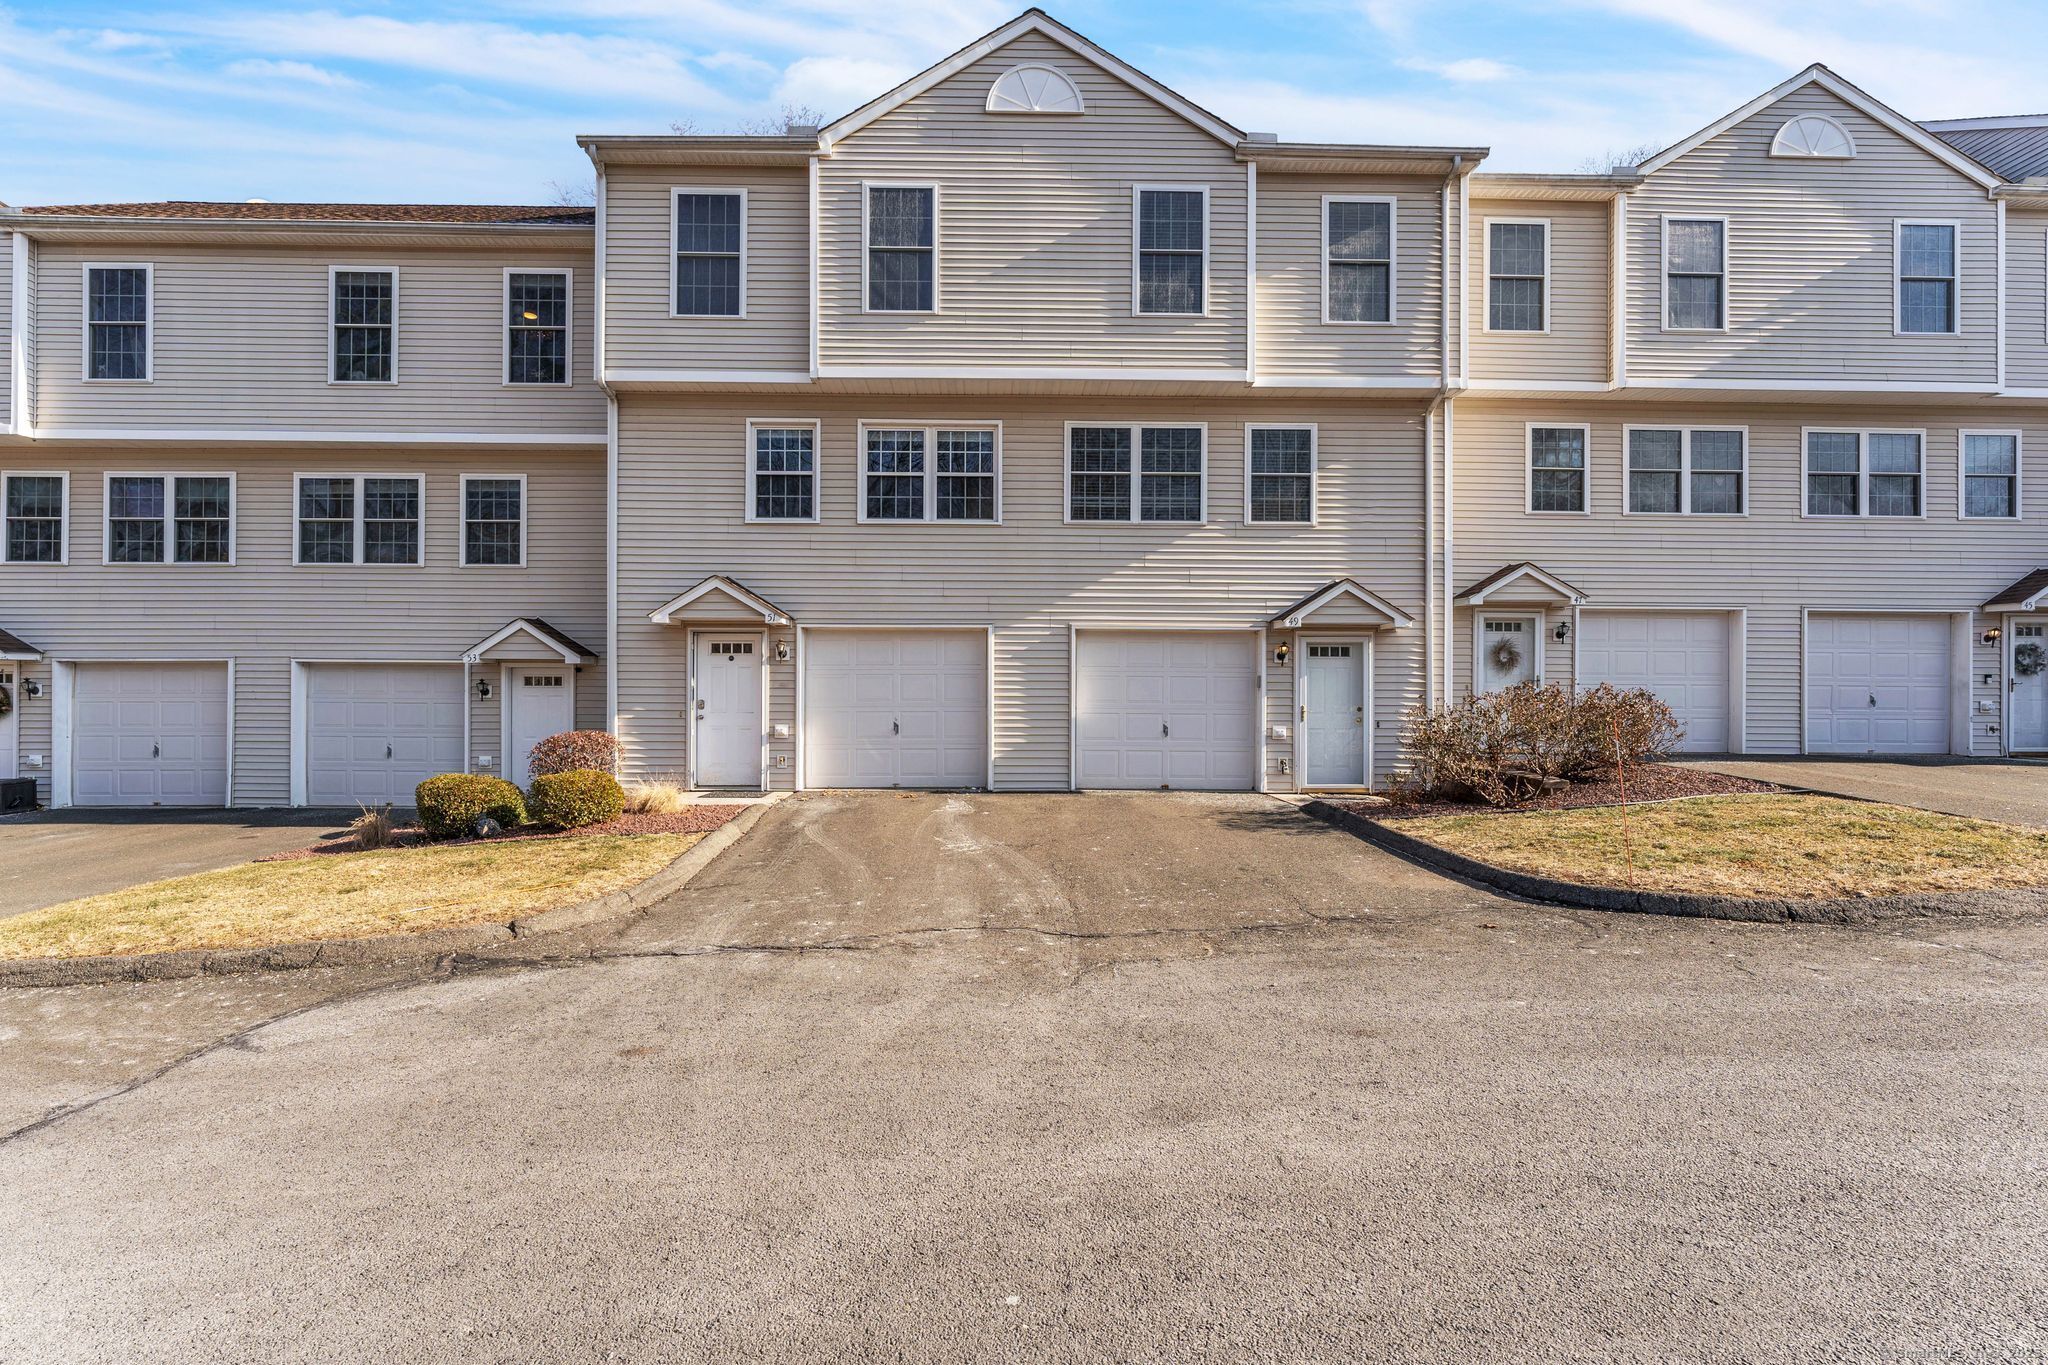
[
  {"left": 775, "top": 640, "right": 792, "bottom": 661},
  {"left": 1274, "top": 642, "right": 1291, "bottom": 666},
  {"left": 1985, "top": 627, "right": 2004, "bottom": 645},
  {"left": 21, "top": 679, "right": 41, "bottom": 699},
  {"left": 475, "top": 679, "right": 493, "bottom": 699},
  {"left": 1554, "top": 619, "right": 1572, "bottom": 641}
]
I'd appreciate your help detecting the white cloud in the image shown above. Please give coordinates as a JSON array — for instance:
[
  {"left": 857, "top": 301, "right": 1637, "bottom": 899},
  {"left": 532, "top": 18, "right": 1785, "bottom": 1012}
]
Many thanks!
[
  {"left": 1398, "top": 56, "right": 1516, "bottom": 83},
  {"left": 772, "top": 54, "right": 918, "bottom": 119},
  {"left": 224, "top": 58, "right": 359, "bottom": 89}
]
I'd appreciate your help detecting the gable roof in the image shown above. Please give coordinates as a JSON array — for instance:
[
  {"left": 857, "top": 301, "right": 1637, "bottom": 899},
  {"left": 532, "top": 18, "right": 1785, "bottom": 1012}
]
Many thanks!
[
  {"left": 1634, "top": 64, "right": 2003, "bottom": 190},
  {"left": 464, "top": 617, "right": 600, "bottom": 664},
  {"left": 1454, "top": 562, "right": 1587, "bottom": 606},
  {"left": 819, "top": 9, "right": 1244, "bottom": 151},
  {"left": 0, "top": 626, "right": 39, "bottom": 660},
  {"left": 1984, "top": 568, "right": 2048, "bottom": 613},
  {"left": 648, "top": 575, "right": 793, "bottom": 626},
  {"left": 1924, "top": 117, "right": 2048, "bottom": 183},
  {"left": 1269, "top": 579, "right": 1416, "bottom": 629}
]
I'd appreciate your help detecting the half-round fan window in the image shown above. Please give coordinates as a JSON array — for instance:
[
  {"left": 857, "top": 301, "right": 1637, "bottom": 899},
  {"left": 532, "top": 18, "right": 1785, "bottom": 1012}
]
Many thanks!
[
  {"left": 1770, "top": 114, "right": 1855, "bottom": 159},
  {"left": 986, "top": 63, "right": 1085, "bottom": 115}
]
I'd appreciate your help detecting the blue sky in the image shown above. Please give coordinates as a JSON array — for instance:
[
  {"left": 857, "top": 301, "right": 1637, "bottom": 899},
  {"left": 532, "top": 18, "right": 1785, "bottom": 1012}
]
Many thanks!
[{"left": 5, "top": 1, "right": 2046, "bottom": 206}]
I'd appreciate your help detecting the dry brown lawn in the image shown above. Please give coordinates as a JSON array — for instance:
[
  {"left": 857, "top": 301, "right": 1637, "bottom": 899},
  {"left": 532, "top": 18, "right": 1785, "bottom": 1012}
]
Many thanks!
[
  {"left": 1404, "top": 793, "right": 2048, "bottom": 899},
  {"left": 0, "top": 833, "right": 697, "bottom": 961}
]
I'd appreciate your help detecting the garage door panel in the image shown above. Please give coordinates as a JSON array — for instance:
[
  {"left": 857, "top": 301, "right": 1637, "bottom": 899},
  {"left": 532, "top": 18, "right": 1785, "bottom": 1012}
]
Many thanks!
[
  {"left": 1578, "top": 613, "right": 1730, "bottom": 754},
  {"left": 1074, "top": 632, "right": 1258, "bottom": 791},
  {"left": 804, "top": 630, "right": 987, "bottom": 788},
  {"left": 1807, "top": 615, "right": 1950, "bottom": 755},
  {"left": 305, "top": 665, "right": 465, "bottom": 806},
  {"left": 72, "top": 663, "right": 231, "bottom": 807}
]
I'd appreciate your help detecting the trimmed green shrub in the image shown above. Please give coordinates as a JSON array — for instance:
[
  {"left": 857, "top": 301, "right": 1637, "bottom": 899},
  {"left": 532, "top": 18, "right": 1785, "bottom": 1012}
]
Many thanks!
[
  {"left": 527, "top": 730, "right": 622, "bottom": 780},
  {"left": 415, "top": 773, "right": 528, "bottom": 840},
  {"left": 528, "top": 768, "right": 626, "bottom": 830}
]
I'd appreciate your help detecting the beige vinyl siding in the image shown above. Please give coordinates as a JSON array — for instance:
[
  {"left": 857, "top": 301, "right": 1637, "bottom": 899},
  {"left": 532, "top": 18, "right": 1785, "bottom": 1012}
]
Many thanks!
[
  {"left": 2004, "top": 208, "right": 2048, "bottom": 389},
  {"left": 0, "top": 230, "right": 12, "bottom": 430},
  {"left": 602, "top": 164, "right": 809, "bottom": 374},
  {"left": 614, "top": 395, "right": 1429, "bottom": 790},
  {"left": 1467, "top": 196, "right": 1609, "bottom": 383},
  {"left": 818, "top": 31, "right": 1247, "bottom": 371},
  {"left": 1627, "top": 86, "right": 1998, "bottom": 385},
  {"left": 32, "top": 243, "right": 603, "bottom": 435},
  {"left": 0, "top": 447, "right": 604, "bottom": 806}
]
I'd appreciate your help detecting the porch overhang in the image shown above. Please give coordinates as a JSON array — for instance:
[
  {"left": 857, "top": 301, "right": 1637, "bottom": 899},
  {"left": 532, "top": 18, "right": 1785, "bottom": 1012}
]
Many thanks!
[
  {"left": 648, "top": 575, "right": 793, "bottom": 627},
  {"left": 1269, "top": 579, "right": 1416, "bottom": 630},
  {"left": 1984, "top": 569, "right": 2048, "bottom": 614},
  {"left": 0, "top": 626, "right": 41, "bottom": 661},
  {"left": 462, "top": 617, "right": 599, "bottom": 665},
  {"left": 1455, "top": 561, "right": 1588, "bottom": 607}
]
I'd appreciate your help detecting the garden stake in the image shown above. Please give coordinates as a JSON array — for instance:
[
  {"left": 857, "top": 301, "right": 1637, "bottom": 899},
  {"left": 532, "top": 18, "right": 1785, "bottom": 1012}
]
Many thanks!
[{"left": 1612, "top": 715, "right": 1635, "bottom": 889}]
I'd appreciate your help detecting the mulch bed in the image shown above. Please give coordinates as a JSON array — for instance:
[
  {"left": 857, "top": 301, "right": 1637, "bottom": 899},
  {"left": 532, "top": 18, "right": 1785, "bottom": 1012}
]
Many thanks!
[
  {"left": 260, "top": 805, "right": 749, "bottom": 861},
  {"left": 1337, "top": 764, "right": 1781, "bottom": 822}
]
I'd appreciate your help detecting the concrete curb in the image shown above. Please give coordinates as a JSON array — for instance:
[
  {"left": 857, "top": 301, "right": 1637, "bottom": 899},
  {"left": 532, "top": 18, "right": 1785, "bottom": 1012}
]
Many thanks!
[
  {"left": 0, "top": 800, "right": 778, "bottom": 990},
  {"left": 1300, "top": 798, "right": 2048, "bottom": 924}
]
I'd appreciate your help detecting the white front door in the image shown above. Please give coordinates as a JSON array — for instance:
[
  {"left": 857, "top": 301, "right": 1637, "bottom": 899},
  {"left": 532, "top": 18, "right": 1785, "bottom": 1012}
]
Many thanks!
[
  {"left": 2011, "top": 621, "right": 2048, "bottom": 753},
  {"left": 73, "top": 662, "right": 231, "bottom": 807},
  {"left": 1301, "top": 642, "right": 1367, "bottom": 787},
  {"left": 1477, "top": 615, "right": 1538, "bottom": 693},
  {"left": 1806, "top": 614, "right": 1951, "bottom": 755},
  {"left": 506, "top": 666, "right": 576, "bottom": 786},
  {"left": 803, "top": 630, "right": 987, "bottom": 788},
  {"left": 0, "top": 666, "right": 17, "bottom": 779},
  {"left": 1073, "top": 631, "right": 1259, "bottom": 790},
  {"left": 695, "top": 635, "right": 764, "bottom": 788}
]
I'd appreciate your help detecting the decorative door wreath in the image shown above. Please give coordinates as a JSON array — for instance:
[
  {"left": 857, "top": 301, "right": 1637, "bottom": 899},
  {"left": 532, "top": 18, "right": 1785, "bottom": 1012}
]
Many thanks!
[
  {"left": 2016, "top": 642, "right": 2047, "bottom": 678},
  {"left": 1489, "top": 637, "right": 1524, "bottom": 674},
  {"left": 0, "top": 682, "right": 11, "bottom": 719}
]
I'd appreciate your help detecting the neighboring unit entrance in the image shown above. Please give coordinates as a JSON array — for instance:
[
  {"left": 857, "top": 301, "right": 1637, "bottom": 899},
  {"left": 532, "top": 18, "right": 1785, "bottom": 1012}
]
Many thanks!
[
  {"left": 693, "top": 635, "right": 764, "bottom": 788},
  {"left": 803, "top": 629, "right": 987, "bottom": 788},
  {"left": 1476, "top": 615, "right": 1538, "bottom": 692},
  {"left": 304, "top": 664, "right": 465, "bottom": 805},
  {"left": 0, "top": 665, "right": 15, "bottom": 780},
  {"left": 1577, "top": 611, "right": 1732, "bottom": 753},
  {"left": 506, "top": 666, "right": 576, "bottom": 787},
  {"left": 2010, "top": 622, "right": 2048, "bottom": 754},
  {"left": 1074, "top": 631, "right": 1258, "bottom": 790},
  {"left": 1806, "top": 614, "right": 1951, "bottom": 754},
  {"left": 1300, "top": 641, "right": 1368, "bottom": 787},
  {"left": 72, "top": 662, "right": 230, "bottom": 806}
]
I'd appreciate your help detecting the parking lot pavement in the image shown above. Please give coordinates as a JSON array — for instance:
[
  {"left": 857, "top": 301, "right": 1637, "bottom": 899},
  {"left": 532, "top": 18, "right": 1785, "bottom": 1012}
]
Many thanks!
[{"left": 1683, "top": 755, "right": 2048, "bottom": 827}]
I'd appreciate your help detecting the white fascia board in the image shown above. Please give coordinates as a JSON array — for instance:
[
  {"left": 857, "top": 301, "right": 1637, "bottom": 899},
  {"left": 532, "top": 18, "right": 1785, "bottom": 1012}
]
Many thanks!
[{"left": 27, "top": 427, "right": 607, "bottom": 444}]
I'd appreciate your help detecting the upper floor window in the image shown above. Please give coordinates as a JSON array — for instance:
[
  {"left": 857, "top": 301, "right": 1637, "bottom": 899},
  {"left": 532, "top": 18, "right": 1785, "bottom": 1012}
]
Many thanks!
[
  {"left": 506, "top": 271, "right": 569, "bottom": 385},
  {"left": 295, "top": 474, "right": 423, "bottom": 564},
  {"left": 674, "top": 190, "right": 745, "bottom": 317},
  {"left": 1625, "top": 428, "right": 1746, "bottom": 516},
  {"left": 1134, "top": 187, "right": 1206, "bottom": 316},
  {"left": 1325, "top": 198, "right": 1393, "bottom": 324},
  {"left": 462, "top": 475, "right": 526, "bottom": 565},
  {"left": 104, "top": 474, "right": 233, "bottom": 564},
  {"left": 1663, "top": 218, "right": 1726, "bottom": 330},
  {"left": 859, "top": 425, "right": 1000, "bottom": 523},
  {"left": 1896, "top": 222, "right": 1958, "bottom": 335},
  {"left": 1805, "top": 430, "right": 1923, "bottom": 518},
  {"left": 85, "top": 265, "right": 151, "bottom": 381},
  {"left": 1486, "top": 220, "right": 1546, "bottom": 332},
  {"left": 331, "top": 269, "right": 396, "bottom": 383},
  {"left": 746, "top": 421, "right": 819, "bottom": 522},
  {"left": 1961, "top": 430, "right": 2020, "bottom": 520},
  {"left": 1067, "top": 425, "right": 1205, "bottom": 523},
  {"left": 986, "top": 63, "right": 1085, "bottom": 114},
  {"left": 1246, "top": 425, "right": 1316, "bottom": 525},
  {"left": 2, "top": 473, "right": 66, "bottom": 565},
  {"left": 1526, "top": 425, "right": 1588, "bottom": 514},
  {"left": 1771, "top": 115, "right": 1855, "bottom": 159},
  {"left": 865, "top": 185, "right": 936, "bottom": 313}
]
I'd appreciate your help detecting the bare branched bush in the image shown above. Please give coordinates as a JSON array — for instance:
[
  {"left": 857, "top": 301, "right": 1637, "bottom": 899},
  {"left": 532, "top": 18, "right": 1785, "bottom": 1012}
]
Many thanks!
[{"left": 1403, "top": 682, "right": 1684, "bottom": 807}]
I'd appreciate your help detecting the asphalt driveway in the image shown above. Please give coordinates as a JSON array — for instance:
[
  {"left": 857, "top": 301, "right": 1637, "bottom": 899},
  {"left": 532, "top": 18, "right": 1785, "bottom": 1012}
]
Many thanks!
[
  {"left": 1684, "top": 756, "right": 2048, "bottom": 827},
  {"left": 0, "top": 809, "right": 353, "bottom": 918}
]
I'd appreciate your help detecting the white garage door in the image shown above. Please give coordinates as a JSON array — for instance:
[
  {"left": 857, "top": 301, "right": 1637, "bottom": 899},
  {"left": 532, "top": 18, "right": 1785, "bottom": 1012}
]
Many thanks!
[
  {"left": 72, "top": 662, "right": 230, "bottom": 807},
  {"left": 803, "top": 630, "right": 987, "bottom": 788},
  {"left": 1577, "top": 612, "right": 1731, "bottom": 753},
  {"left": 1807, "top": 615, "right": 1952, "bottom": 755},
  {"left": 306, "top": 664, "right": 466, "bottom": 806},
  {"left": 1075, "top": 632, "right": 1258, "bottom": 790}
]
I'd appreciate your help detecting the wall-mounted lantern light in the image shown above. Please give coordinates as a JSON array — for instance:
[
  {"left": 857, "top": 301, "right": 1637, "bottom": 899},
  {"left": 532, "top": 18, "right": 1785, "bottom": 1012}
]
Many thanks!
[
  {"left": 775, "top": 640, "right": 792, "bottom": 662},
  {"left": 475, "top": 679, "right": 493, "bottom": 699},
  {"left": 1273, "top": 642, "right": 1291, "bottom": 666},
  {"left": 1985, "top": 627, "right": 2004, "bottom": 645},
  {"left": 1554, "top": 619, "right": 1573, "bottom": 642}
]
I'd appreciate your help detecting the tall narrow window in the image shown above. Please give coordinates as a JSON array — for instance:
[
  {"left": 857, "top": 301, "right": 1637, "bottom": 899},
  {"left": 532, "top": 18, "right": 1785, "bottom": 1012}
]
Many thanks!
[
  {"left": 463, "top": 476, "right": 526, "bottom": 565},
  {"left": 1897, "top": 222, "right": 1957, "bottom": 334},
  {"left": 1326, "top": 199, "right": 1392, "bottom": 323},
  {"left": 1961, "top": 431, "right": 2020, "bottom": 520},
  {"left": 1527, "top": 426, "right": 1588, "bottom": 514},
  {"left": 1247, "top": 426, "right": 1315, "bottom": 524},
  {"left": 295, "top": 475, "right": 423, "bottom": 564},
  {"left": 1805, "top": 432, "right": 1862, "bottom": 517},
  {"left": 866, "top": 186, "right": 935, "bottom": 312},
  {"left": 863, "top": 429, "right": 926, "bottom": 521},
  {"left": 1806, "top": 431, "right": 1923, "bottom": 518},
  {"left": 1067, "top": 427, "right": 1132, "bottom": 522},
  {"left": 936, "top": 429, "right": 997, "bottom": 522},
  {"left": 1486, "top": 221, "right": 1546, "bottom": 332},
  {"left": 1625, "top": 429, "right": 1745, "bottom": 515},
  {"left": 332, "top": 269, "right": 395, "bottom": 382},
  {"left": 747, "top": 423, "right": 817, "bottom": 522},
  {"left": 856, "top": 425, "right": 999, "bottom": 523},
  {"left": 1867, "top": 432, "right": 1923, "bottom": 517},
  {"left": 1664, "top": 219, "right": 1726, "bottom": 329},
  {"left": 86, "top": 266, "right": 151, "bottom": 380},
  {"left": 674, "top": 191, "right": 744, "bottom": 317},
  {"left": 104, "top": 474, "right": 233, "bottom": 564},
  {"left": 506, "top": 272, "right": 569, "bottom": 384},
  {"left": 1135, "top": 188, "right": 1205, "bottom": 315},
  {"left": 1066, "top": 426, "right": 1205, "bottom": 523},
  {"left": 3, "top": 474, "right": 65, "bottom": 564}
]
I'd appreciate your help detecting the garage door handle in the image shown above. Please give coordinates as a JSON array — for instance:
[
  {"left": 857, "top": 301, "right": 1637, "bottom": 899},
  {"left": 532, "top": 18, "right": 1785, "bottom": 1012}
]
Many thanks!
[
  {"left": 152, "top": 742, "right": 160, "bottom": 759},
  {"left": 892, "top": 720, "right": 899, "bottom": 735},
  {"left": 387, "top": 744, "right": 395, "bottom": 759},
  {"left": 1869, "top": 694, "right": 1877, "bottom": 708},
  {"left": 1161, "top": 723, "right": 1170, "bottom": 737}
]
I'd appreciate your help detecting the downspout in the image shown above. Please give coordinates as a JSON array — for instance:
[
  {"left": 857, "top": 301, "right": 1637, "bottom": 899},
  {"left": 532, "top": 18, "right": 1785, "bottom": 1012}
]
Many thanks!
[
  {"left": 1436, "top": 155, "right": 1463, "bottom": 708},
  {"left": 589, "top": 153, "right": 621, "bottom": 738}
]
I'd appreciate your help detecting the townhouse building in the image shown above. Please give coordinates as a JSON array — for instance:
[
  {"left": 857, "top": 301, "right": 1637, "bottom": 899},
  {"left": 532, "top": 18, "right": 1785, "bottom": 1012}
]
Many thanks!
[{"left": 2, "top": 8, "right": 2045, "bottom": 808}]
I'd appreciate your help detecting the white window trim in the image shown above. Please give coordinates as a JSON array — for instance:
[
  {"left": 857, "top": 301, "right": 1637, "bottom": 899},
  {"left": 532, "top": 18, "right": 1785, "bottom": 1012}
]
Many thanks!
[
  {"left": 1894, "top": 218, "right": 1962, "bottom": 337},
  {"left": 1242, "top": 422, "right": 1318, "bottom": 526},
  {"left": 1482, "top": 218, "right": 1550, "bottom": 335},
  {"left": 1523, "top": 422, "right": 1592, "bottom": 516},
  {"left": 670, "top": 186, "right": 748, "bottom": 320},
  {"left": 1800, "top": 427, "right": 1930, "bottom": 520},
  {"left": 80, "top": 262, "right": 154, "bottom": 384},
  {"left": 1062, "top": 421, "right": 1210, "bottom": 525},
  {"left": 290, "top": 472, "right": 427, "bottom": 565},
  {"left": 1620, "top": 425, "right": 1750, "bottom": 517},
  {"left": 326, "top": 265, "right": 400, "bottom": 385},
  {"left": 458, "top": 472, "right": 529, "bottom": 568},
  {"left": 743, "top": 418, "right": 823, "bottom": 524},
  {"left": 100, "top": 471, "right": 238, "bottom": 566},
  {"left": 1131, "top": 184, "right": 1211, "bottom": 318},
  {"left": 1, "top": 470, "right": 70, "bottom": 566},
  {"left": 1321, "top": 195, "right": 1396, "bottom": 326},
  {"left": 1769, "top": 114, "right": 1857, "bottom": 159},
  {"left": 502, "top": 267, "right": 573, "bottom": 387},
  {"left": 1661, "top": 215, "right": 1729, "bottom": 333},
  {"left": 852, "top": 421, "right": 1003, "bottom": 525},
  {"left": 1958, "top": 427, "right": 2023, "bottom": 522},
  {"left": 861, "top": 182, "right": 940, "bottom": 315}
]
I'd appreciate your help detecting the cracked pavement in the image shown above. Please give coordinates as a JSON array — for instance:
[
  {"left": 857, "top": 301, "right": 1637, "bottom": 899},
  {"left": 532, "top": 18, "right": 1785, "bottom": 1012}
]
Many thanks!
[{"left": 3, "top": 791, "right": 2047, "bottom": 1362}]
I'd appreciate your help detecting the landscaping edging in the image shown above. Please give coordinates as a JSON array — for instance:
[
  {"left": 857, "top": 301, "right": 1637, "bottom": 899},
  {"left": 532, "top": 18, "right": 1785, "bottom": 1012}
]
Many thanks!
[
  {"left": 1301, "top": 798, "right": 2048, "bottom": 924},
  {"left": 0, "top": 801, "right": 776, "bottom": 989}
]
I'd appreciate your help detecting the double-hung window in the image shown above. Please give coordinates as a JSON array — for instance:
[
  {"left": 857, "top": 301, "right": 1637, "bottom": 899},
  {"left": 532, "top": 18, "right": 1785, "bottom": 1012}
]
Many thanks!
[
  {"left": 1486, "top": 220, "right": 1547, "bottom": 332},
  {"left": 1805, "top": 430, "right": 1924, "bottom": 518},
  {"left": 1134, "top": 187, "right": 1206, "bottom": 316},
  {"left": 1245, "top": 425, "right": 1316, "bottom": 524},
  {"left": 865, "top": 185, "right": 936, "bottom": 313},
  {"left": 1526, "top": 426, "right": 1589, "bottom": 514},
  {"left": 1896, "top": 221, "right": 1958, "bottom": 334},
  {"left": 1325, "top": 198, "right": 1393, "bottom": 324},
  {"left": 462, "top": 475, "right": 526, "bottom": 565},
  {"left": 295, "top": 474, "right": 424, "bottom": 564},
  {"left": 1663, "top": 218, "right": 1726, "bottom": 330},
  {"left": 331, "top": 269, "right": 396, "bottom": 382},
  {"left": 858, "top": 425, "right": 999, "bottom": 523},
  {"left": 1624, "top": 428, "right": 1746, "bottom": 515},
  {"left": 1960, "top": 430, "right": 2020, "bottom": 520},
  {"left": 674, "top": 189, "right": 745, "bottom": 317},
  {"left": 746, "top": 421, "right": 819, "bottom": 522},
  {"left": 506, "top": 271, "right": 570, "bottom": 385},
  {"left": 2, "top": 473, "right": 66, "bottom": 564},
  {"left": 104, "top": 474, "right": 233, "bottom": 564},
  {"left": 85, "top": 265, "right": 151, "bottom": 381},
  {"left": 1067, "top": 425, "right": 1205, "bottom": 524}
]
